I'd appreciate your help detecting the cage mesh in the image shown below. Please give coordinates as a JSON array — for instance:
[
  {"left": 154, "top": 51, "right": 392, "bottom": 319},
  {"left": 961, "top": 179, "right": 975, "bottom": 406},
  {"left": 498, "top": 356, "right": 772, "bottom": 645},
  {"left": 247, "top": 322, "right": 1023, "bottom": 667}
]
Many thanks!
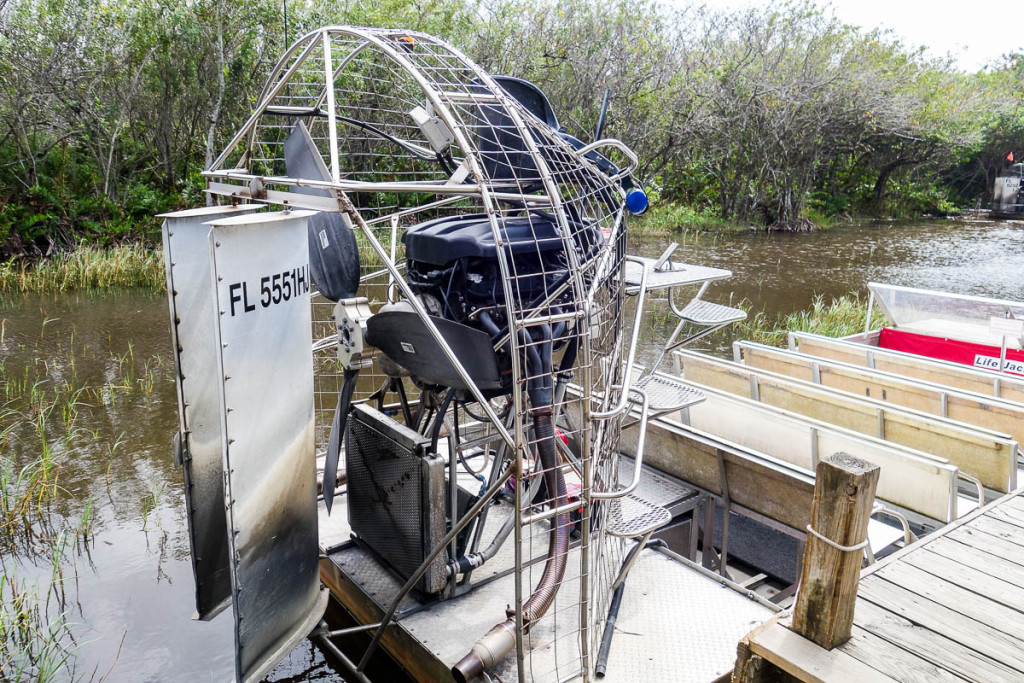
[{"left": 210, "top": 26, "right": 640, "bottom": 683}]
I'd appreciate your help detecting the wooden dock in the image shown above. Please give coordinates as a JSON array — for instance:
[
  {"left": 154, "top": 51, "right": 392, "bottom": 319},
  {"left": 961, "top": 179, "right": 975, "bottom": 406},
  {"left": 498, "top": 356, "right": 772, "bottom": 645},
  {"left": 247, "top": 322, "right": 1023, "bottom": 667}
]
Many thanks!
[{"left": 737, "top": 485, "right": 1024, "bottom": 682}]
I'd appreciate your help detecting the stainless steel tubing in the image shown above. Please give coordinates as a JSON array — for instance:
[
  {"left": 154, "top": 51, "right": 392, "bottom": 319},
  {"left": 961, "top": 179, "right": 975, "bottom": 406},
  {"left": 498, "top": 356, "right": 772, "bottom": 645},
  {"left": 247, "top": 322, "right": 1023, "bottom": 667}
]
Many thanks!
[{"left": 452, "top": 409, "right": 570, "bottom": 683}]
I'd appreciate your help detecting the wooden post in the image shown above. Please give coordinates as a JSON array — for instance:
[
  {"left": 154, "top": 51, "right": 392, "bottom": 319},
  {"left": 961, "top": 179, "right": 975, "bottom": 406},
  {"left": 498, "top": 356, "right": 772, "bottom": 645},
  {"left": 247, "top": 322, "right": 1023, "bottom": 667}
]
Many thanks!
[{"left": 792, "top": 452, "right": 879, "bottom": 650}]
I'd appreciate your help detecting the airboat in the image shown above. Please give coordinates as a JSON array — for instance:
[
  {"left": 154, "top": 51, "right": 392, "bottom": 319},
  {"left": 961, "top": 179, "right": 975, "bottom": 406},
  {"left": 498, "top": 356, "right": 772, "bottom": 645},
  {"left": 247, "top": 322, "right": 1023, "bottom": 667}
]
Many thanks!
[
  {"left": 990, "top": 161, "right": 1024, "bottom": 219},
  {"left": 160, "top": 25, "right": 782, "bottom": 683},
  {"left": 159, "top": 25, "right": 1024, "bottom": 683}
]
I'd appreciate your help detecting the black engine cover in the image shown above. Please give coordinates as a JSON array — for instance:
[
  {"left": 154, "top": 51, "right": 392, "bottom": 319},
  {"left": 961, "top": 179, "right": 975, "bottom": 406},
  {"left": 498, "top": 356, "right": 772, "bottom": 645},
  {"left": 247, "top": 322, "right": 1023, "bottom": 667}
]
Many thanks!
[{"left": 403, "top": 213, "right": 563, "bottom": 266}]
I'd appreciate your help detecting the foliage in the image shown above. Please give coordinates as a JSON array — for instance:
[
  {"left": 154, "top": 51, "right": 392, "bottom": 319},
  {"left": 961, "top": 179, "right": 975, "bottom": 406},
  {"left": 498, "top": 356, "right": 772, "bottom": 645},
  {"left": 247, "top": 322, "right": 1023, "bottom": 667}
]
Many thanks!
[
  {"left": 0, "top": 245, "right": 165, "bottom": 293},
  {"left": 630, "top": 202, "right": 749, "bottom": 235},
  {"left": 0, "top": 0, "right": 1021, "bottom": 259},
  {"left": 725, "top": 293, "right": 887, "bottom": 347}
]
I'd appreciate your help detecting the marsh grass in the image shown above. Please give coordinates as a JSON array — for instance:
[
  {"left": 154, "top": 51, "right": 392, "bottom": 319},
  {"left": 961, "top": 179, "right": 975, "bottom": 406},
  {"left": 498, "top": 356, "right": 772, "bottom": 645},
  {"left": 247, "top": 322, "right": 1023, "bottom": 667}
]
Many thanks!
[
  {"left": 630, "top": 203, "right": 752, "bottom": 236},
  {"left": 713, "top": 293, "right": 886, "bottom": 348},
  {"left": 1, "top": 314, "right": 173, "bottom": 681},
  {"left": 0, "top": 245, "right": 165, "bottom": 294},
  {"left": 0, "top": 345, "right": 159, "bottom": 553},
  {"left": 0, "top": 563, "right": 77, "bottom": 683}
]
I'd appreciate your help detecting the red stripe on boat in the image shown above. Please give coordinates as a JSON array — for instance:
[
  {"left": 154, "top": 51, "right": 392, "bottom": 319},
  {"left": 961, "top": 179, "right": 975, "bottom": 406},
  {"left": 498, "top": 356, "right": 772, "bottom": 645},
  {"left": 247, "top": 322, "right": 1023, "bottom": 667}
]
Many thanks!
[{"left": 878, "top": 327, "right": 1024, "bottom": 377}]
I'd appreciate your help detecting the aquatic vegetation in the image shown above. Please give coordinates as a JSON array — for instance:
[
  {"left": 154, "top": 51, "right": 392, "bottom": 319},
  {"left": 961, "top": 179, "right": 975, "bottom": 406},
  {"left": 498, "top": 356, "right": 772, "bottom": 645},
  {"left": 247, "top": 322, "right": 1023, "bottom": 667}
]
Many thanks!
[
  {"left": 725, "top": 293, "right": 887, "bottom": 347},
  {"left": 0, "top": 245, "right": 165, "bottom": 294},
  {"left": 0, "top": 313, "right": 176, "bottom": 680},
  {"left": 0, "top": 564, "right": 77, "bottom": 683},
  {"left": 630, "top": 203, "right": 751, "bottom": 236}
]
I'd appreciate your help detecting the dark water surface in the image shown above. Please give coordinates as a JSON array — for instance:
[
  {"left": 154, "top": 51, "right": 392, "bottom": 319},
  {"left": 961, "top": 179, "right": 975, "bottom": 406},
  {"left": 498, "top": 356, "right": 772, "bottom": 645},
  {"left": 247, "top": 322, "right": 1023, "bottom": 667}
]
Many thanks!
[{"left": 1, "top": 216, "right": 1021, "bottom": 681}]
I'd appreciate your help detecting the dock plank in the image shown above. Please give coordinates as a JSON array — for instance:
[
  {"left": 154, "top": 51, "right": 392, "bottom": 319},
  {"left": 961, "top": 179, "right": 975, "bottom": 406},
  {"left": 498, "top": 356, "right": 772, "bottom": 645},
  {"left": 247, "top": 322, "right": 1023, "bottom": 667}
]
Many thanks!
[
  {"left": 853, "top": 599, "right": 1019, "bottom": 682},
  {"left": 986, "top": 503, "right": 1024, "bottom": 528},
  {"left": 874, "top": 561, "right": 1024, "bottom": 637},
  {"left": 999, "top": 498, "right": 1024, "bottom": 519},
  {"left": 952, "top": 516, "right": 1024, "bottom": 551},
  {"left": 858, "top": 577, "right": 1024, "bottom": 672},
  {"left": 962, "top": 516, "right": 1024, "bottom": 548},
  {"left": 927, "top": 536, "right": 1024, "bottom": 585},
  {"left": 841, "top": 626, "right": 966, "bottom": 683},
  {"left": 1006, "top": 495, "right": 1024, "bottom": 515},
  {"left": 748, "top": 621, "right": 895, "bottom": 683},
  {"left": 903, "top": 547, "right": 1024, "bottom": 612}
]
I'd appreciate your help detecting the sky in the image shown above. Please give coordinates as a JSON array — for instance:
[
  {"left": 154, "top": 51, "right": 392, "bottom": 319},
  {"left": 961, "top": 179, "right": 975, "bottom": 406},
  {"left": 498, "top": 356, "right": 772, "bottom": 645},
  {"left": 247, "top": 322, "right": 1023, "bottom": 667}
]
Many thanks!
[{"left": 699, "top": 0, "right": 1024, "bottom": 72}]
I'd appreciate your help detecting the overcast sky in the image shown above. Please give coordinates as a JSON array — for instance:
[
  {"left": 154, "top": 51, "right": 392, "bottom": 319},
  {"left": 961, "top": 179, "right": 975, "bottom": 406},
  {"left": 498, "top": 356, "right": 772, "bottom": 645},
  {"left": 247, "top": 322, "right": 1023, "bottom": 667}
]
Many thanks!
[{"left": 698, "top": 0, "right": 1024, "bottom": 72}]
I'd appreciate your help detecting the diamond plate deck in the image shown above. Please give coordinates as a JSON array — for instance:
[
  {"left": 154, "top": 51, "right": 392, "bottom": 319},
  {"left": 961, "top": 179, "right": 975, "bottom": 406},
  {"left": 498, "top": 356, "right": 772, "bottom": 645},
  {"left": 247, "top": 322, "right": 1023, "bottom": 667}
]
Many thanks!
[
  {"left": 602, "top": 550, "right": 775, "bottom": 682},
  {"left": 319, "top": 462, "right": 773, "bottom": 682}
]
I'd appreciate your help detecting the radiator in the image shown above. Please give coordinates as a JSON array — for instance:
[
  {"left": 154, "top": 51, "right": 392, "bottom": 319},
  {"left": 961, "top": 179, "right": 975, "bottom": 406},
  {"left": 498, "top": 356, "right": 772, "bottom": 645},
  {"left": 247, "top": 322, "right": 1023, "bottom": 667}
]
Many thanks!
[{"left": 345, "top": 404, "right": 448, "bottom": 595}]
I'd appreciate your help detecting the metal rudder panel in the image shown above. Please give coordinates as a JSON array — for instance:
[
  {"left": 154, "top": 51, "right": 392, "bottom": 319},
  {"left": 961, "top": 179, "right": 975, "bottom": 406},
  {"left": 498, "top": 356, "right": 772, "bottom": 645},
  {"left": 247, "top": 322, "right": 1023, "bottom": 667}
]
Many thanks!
[
  {"left": 161, "top": 204, "right": 261, "bottom": 621},
  {"left": 207, "top": 209, "right": 328, "bottom": 683}
]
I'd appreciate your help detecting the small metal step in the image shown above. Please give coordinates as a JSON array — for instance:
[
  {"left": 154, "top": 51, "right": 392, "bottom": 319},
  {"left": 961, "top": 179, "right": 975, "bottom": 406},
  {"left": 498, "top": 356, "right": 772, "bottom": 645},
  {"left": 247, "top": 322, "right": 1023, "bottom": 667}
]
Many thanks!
[
  {"left": 606, "top": 494, "right": 672, "bottom": 538},
  {"left": 679, "top": 299, "right": 747, "bottom": 326},
  {"left": 632, "top": 374, "right": 706, "bottom": 413}
]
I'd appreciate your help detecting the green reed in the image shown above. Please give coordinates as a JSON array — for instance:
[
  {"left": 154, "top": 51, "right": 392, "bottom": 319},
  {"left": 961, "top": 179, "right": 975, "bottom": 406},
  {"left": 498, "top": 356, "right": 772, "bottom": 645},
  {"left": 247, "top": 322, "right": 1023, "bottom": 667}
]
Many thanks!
[
  {"left": 722, "top": 293, "right": 886, "bottom": 348},
  {"left": 0, "top": 245, "right": 165, "bottom": 294}
]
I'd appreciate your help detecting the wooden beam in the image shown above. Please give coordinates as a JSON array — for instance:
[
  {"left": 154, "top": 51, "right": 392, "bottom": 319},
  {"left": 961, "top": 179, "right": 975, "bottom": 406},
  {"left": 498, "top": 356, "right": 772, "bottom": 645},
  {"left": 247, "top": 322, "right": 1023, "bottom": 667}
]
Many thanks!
[
  {"left": 792, "top": 453, "right": 880, "bottom": 649},
  {"left": 747, "top": 622, "right": 894, "bottom": 682}
]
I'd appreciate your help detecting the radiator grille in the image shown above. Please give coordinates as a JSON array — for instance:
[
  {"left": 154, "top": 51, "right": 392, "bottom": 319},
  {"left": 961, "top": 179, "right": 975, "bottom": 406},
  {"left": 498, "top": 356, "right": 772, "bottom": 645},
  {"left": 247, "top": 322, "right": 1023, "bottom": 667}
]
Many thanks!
[{"left": 345, "top": 404, "right": 447, "bottom": 595}]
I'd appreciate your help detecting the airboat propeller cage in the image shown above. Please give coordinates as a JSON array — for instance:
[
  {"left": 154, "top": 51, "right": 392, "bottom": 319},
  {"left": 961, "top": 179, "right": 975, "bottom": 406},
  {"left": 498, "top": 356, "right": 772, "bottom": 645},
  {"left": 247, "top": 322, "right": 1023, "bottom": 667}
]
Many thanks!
[{"left": 181, "top": 25, "right": 646, "bottom": 682}]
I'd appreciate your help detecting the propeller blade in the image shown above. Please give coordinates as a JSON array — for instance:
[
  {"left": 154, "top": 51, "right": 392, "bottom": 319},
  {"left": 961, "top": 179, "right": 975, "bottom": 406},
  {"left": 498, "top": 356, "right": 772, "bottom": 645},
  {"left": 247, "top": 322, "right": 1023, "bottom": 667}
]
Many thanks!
[{"left": 323, "top": 367, "right": 360, "bottom": 514}]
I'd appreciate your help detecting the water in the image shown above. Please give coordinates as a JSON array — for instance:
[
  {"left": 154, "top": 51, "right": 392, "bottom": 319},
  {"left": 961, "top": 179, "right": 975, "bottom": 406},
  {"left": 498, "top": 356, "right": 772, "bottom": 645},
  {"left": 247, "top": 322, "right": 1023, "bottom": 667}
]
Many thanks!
[{"left": 1, "top": 216, "right": 1021, "bottom": 681}]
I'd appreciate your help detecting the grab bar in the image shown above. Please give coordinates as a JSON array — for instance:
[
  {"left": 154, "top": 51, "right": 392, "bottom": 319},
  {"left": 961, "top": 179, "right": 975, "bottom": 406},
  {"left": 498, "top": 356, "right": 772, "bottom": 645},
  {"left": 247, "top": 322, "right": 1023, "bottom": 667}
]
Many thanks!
[
  {"left": 574, "top": 138, "right": 639, "bottom": 181},
  {"left": 592, "top": 255, "right": 648, "bottom": 420},
  {"left": 593, "top": 387, "right": 649, "bottom": 500}
]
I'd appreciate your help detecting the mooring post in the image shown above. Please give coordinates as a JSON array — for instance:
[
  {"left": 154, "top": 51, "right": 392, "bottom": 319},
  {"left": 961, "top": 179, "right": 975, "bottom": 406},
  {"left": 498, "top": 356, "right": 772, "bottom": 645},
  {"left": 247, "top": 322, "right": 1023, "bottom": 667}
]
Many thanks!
[{"left": 792, "top": 452, "right": 880, "bottom": 649}]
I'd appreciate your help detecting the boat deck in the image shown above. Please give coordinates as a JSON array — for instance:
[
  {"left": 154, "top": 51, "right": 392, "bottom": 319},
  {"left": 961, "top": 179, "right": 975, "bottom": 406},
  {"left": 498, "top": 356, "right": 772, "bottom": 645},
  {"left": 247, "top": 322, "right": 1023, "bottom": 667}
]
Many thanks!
[
  {"left": 741, "top": 486, "right": 1024, "bottom": 682},
  {"left": 317, "top": 462, "right": 779, "bottom": 682}
]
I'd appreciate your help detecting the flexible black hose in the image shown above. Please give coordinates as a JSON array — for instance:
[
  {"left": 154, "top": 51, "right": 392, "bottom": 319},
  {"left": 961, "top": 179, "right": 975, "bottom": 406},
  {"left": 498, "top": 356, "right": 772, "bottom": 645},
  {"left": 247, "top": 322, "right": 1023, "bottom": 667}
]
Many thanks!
[{"left": 595, "top": 539, "right": 668, "bottom": 677}]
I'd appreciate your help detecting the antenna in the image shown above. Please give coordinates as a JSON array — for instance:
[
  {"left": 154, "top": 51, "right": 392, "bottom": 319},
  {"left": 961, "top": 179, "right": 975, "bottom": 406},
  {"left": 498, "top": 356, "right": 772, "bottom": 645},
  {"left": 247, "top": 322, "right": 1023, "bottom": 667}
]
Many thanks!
[{"left": 595, "top": 88, "right": 611, "bottom": 140}]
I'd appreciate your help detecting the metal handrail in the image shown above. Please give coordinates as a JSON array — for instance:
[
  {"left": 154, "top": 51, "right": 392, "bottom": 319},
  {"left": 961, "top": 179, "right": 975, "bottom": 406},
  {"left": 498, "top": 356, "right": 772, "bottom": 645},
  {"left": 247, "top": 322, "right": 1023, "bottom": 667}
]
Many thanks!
[
  {"left": 573, "top": 138, "right": 639, "bottom": 181},
  {"left": 592, "top": 255, "right": 648, "bottom": 420},
  {"left": 593, "top": 388, "right": 649, "bottom": 500},
  {"left": 958, "top": 472, "right": 986, "bottom": 514}
]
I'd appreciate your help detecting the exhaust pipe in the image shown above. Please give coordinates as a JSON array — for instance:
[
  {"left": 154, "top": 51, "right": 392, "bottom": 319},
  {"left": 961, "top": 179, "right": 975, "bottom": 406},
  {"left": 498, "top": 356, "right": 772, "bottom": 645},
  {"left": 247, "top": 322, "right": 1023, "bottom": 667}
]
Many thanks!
[{"left": 452, "top": 409, "right": 570, "bottom": 683}]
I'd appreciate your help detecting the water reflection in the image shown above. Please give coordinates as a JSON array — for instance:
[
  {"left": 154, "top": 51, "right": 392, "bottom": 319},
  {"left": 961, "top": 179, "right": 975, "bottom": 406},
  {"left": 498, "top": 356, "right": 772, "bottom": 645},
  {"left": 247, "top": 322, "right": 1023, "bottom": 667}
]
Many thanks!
[{"left": 630, "top": 217, "right": 1024, "bottom": 317}]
